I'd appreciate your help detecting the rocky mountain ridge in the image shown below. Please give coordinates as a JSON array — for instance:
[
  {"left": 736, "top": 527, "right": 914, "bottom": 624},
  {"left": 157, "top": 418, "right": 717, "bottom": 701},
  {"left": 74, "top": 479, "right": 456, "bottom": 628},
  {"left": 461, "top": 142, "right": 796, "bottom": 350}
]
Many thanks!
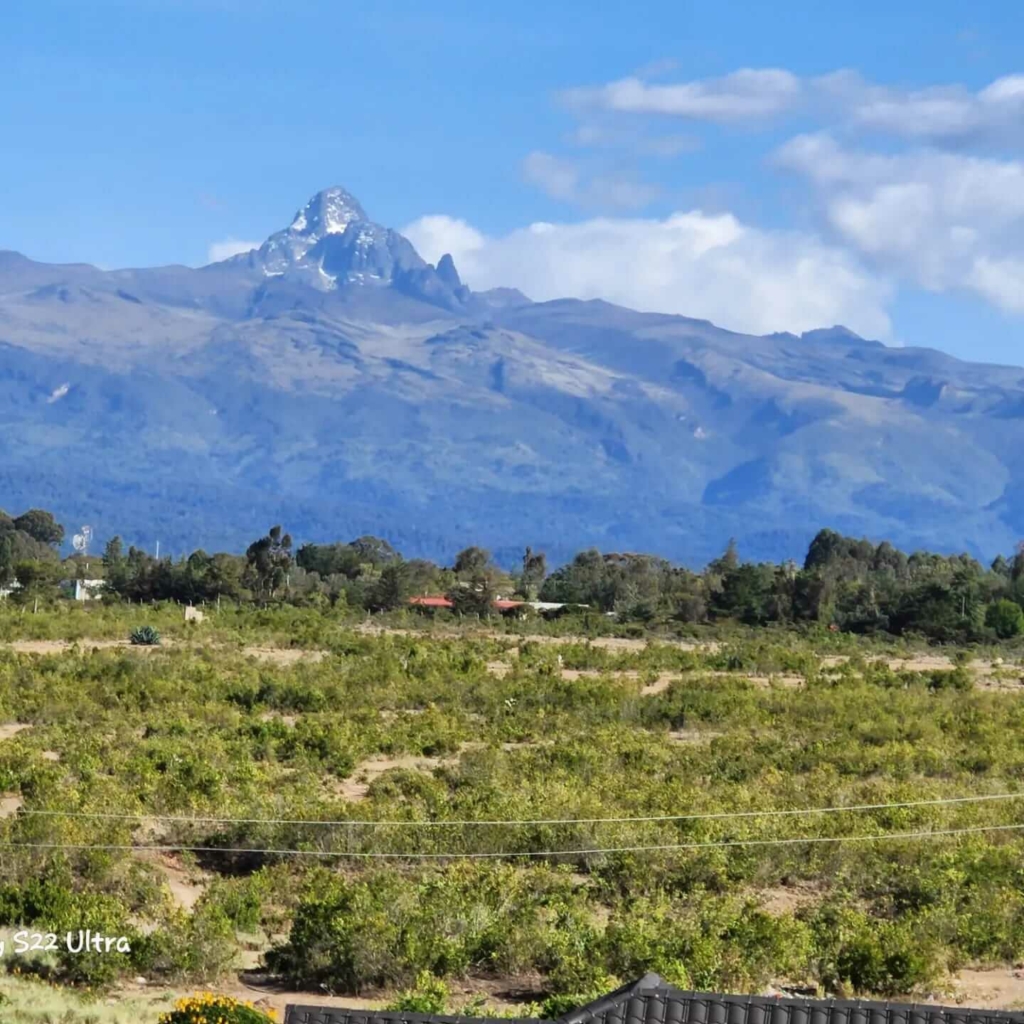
[{"left": 1, "top": 187, "right": 1022, "bottom": 566}]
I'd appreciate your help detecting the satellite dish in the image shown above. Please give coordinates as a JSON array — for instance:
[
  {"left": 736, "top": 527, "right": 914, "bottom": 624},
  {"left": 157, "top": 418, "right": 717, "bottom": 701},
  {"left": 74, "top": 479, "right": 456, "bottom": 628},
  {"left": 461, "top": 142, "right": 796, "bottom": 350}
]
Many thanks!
[{"left": 74, "top": 525, "right": 93, "bottom": 557}]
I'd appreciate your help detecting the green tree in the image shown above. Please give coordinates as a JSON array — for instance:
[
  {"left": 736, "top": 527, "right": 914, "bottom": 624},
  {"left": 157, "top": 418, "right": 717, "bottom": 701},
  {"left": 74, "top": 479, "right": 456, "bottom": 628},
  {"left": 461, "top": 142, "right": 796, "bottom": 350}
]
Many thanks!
[
  {"left": 447, "top": 573, "right": 494, "bottom": 617},
  {"left": 710, "top": 537, "right": 740, "bottom": 574},
  {"left": 453, "top": 546, "right": 491, "bottom": 579},
  {"left": 102, "top": 536, "right": 130, "bottom": 597},
  {"left": 11, "top": 560, "right": 63, "bottom": 606},
  {"left": 0, "top": 532, "right": 13, "bottom": 586},
  {"left": 986, "top": 598, "right": 1024, "bottom": 639},
  {"left": 349, "top": 535, "right": 399, "bottom": 566},
  {"left": 368, "top": 562, "right": 410, "bottom": 612},
  {"left": 244, "top": 526, "right": 293, "bottom": 603},
  {"left": 13, "top": 509, "right": 65, "bottom": 547},
  {"left": 520, "top": 546, "right": 547, "bottom": 599}
]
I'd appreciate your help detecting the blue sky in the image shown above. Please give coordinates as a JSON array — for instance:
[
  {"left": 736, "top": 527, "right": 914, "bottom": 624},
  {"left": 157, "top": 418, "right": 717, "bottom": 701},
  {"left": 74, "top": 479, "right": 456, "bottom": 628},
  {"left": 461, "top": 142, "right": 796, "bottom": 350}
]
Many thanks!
[{"left": 3, "top": 0, "right": 1024, "bottom": 362}]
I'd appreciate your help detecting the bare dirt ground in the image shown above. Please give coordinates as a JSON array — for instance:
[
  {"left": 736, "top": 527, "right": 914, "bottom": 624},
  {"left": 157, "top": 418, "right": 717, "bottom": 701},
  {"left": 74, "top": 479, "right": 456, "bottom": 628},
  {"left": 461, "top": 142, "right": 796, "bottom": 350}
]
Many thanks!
[
  {"left": 5, "top": 639, "right": 143, "bottom": 654},
  {"left": 258, "top": 711, "right": 299, "bottom": 726},
  {"left": 818, "top": 654, "right": 964, "bottom": 671},
  {"left": 0, "top": 722, "right": 31, "bottom": 741},
  {"left": 755, "top": 884, "right": 823, "bottom": 916},
  {"left": 2, "top": 638, "right": 328, "bottom": 664},
  {"left": 334, "top": 752, "right": 460, "bottom": 801},
  {"left": 134, "top": 851, "right": 209, "bottom": 912},
  {"left": 493, "top": 665, "right": 678, "bottom": 695},
  {"left": 667, "top": 728, "right": 722, "bottom": 745},
  {"left": 641, "top": 673, "right": 676, "bottom": 695},
  {"left": 354, "top": 623, "right": 720, "bottom": 653},
  {"left": 940, "top": 967, "right": 1024, "bottom": 1009},
  {"left": 560, "top": 668, "right": 640, "bottom": 681},
  {"left": 0, "top": 794, "right": 23, "bottom": 818},
  {"left": 241, "top": 647, "right": 327, "bottom": 666}
]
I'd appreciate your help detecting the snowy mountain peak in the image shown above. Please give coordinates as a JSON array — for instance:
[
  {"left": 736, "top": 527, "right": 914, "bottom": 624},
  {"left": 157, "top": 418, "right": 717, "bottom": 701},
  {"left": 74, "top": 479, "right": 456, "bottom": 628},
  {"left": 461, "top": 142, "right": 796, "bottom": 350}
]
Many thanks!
[
  {"left": 257, "top": 186, "right": 371, "bottom": 276},
  {"left": 233, "top": 185, "right": 480, "bottom": 312},
  {"left": 288, "top": 187, "right": 368, "bottom": 237}
]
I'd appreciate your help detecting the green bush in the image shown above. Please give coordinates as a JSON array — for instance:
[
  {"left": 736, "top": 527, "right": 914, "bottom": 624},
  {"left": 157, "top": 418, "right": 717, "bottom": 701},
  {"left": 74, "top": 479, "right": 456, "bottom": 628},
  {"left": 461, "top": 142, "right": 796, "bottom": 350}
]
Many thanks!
[
  {"left": 159, "top": 993, "right": 276, "bottom": 1024},
  {"left": 386, "top": 970, "right": 450, "bottom": 1013},
  {"left": 986, "top": 600, "right": 1024, "bottom": 640}
]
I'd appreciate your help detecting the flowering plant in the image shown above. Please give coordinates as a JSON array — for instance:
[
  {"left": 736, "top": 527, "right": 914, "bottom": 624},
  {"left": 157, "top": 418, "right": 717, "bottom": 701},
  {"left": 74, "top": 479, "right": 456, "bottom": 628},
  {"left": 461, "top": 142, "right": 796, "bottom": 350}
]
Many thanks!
[{"left": 159, "top": 992, "right": 277, "bottom": 1024}]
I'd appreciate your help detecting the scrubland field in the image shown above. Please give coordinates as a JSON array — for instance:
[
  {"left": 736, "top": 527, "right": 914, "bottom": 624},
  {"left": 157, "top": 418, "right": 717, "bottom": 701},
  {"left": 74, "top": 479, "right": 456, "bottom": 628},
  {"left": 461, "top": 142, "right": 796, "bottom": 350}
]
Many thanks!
[{"left": 4, "top": 604, "right": 1024, "bottom": 1021}]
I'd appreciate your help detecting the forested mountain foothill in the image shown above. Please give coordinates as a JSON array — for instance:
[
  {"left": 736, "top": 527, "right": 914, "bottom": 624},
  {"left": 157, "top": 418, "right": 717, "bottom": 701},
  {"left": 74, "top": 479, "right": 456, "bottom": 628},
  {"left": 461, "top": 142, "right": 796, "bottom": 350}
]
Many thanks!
[{"left": 6, "top": 506, "right": 1024, "bottom": 643}]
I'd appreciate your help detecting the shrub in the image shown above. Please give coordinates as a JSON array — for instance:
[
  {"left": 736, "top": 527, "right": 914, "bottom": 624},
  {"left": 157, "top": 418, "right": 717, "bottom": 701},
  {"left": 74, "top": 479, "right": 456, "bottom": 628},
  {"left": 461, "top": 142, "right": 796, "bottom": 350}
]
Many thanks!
[
  {"left": 386, "top": 970, "right": 449, "bottom": 1013},
  {"left": 986, "top": 600, "right": 1024, "bottom": 640},
  {"left": 129, "top": 625, "right": 161, "bottom": 645},
  {"left": 159, "top": 992, "right": 277, "bottom": 1024}
]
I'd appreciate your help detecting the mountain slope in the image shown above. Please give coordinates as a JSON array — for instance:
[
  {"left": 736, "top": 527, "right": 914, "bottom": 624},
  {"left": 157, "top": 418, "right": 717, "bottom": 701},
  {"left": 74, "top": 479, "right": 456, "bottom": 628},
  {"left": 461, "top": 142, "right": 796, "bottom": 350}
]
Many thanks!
[{"left": 1, "top": 187, "right": 1022, "bottom": 565}]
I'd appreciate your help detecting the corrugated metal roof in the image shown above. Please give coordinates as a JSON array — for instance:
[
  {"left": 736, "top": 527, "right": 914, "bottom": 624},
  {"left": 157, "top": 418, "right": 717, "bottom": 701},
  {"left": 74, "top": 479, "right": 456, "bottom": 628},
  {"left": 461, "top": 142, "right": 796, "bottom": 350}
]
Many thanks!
[
  {"left": 284, "top": 1010, "right": 552, "bottom": 1024},
  {"left": 559, "top": 976, "right": 1024, "bottom": 1024},
  {"left": 284, "top": 975, "right": 1024, "bottom": 1024}
]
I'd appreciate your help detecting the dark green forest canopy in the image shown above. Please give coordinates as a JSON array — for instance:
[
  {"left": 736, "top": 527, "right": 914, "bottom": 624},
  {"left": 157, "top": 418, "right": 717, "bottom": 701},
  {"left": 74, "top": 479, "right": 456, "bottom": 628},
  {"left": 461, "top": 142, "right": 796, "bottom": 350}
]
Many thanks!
[{"left": 5, "top": 507, "right": 1024, "bottom": 641}]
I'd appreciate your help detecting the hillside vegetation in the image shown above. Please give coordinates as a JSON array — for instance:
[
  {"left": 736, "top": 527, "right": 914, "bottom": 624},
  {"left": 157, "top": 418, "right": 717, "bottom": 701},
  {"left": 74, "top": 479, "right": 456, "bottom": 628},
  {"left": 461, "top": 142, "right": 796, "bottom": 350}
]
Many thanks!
[{"left": 0, "top": 603, "right": 1024, "bottom": 1015}]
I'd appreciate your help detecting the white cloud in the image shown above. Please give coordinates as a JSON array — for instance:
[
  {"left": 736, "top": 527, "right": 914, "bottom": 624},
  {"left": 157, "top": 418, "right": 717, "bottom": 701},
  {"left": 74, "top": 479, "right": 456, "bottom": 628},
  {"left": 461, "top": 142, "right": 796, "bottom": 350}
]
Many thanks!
[
  {"left": 535, "top": 64, "right": 1024, "bottom": 321},
  {"left": 968, "top": 257, "right": 1024, "bottom": 313},
  {"left": 406, "top": 215, "right": 486, "bottom": 261},
  {"left": 776, "top": 133, "right": 1024, "bottom": 309},
  {"left": 404, "top": 209, "right": 891, "bottom": 339},
  {"left": 826, "top": 70, "right": 1024, "bottom": 144},
  {"left": 567, "top": 124, "right": 698, "bottom": 156},
  {"left": 521, "top": 150, "right": 661, "bottom": 210},
  {"left": 522, "top": 151, "right": 579, "bottom": 201},
  {"left": 563, "top": 68, "right": 801, "bottom": 122},
  {"left": 206, "top": 238, "right": 260, "bottom": 263},
  {"left": 563, "top": 66, "right": 1024, "bottom": 146}
]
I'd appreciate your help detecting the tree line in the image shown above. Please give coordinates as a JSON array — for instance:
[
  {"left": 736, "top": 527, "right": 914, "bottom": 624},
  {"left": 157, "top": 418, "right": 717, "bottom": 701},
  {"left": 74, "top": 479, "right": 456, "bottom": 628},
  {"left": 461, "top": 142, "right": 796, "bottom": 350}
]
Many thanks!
[{"left": 4, "top": 506, "right": 1024, "bottom": 641}]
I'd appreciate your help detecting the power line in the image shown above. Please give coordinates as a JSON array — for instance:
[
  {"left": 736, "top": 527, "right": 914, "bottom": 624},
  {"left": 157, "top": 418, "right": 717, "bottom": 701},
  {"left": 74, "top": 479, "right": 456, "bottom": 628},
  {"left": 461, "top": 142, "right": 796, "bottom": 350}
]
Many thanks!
[
  {"left": 3, "top": 822, "right": 1024, "bottom": 859},
  {"left": 11, "top": 791, "right": 1023, "bottom": 828}
]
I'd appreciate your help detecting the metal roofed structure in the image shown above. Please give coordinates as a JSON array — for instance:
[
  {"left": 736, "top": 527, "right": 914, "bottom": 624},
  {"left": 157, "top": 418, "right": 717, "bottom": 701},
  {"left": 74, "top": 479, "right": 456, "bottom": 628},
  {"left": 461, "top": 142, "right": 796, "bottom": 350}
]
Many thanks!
[
  {"left": 284, "top": 1010, "right": 552, "bottom": 1024},
  {"left": 285, "top": 974, "right": 1024, "bottom": 1024}
]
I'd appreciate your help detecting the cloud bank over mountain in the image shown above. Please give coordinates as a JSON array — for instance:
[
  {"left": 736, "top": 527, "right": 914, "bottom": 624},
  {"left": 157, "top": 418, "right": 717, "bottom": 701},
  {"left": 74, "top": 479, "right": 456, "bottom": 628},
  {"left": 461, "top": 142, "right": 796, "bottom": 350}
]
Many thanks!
[
  {"left": 403, "top": 209, "right": 891, "bottom": 338},
  {"left": 395, "top": 66, "right": 1024, "bottom": 350}
]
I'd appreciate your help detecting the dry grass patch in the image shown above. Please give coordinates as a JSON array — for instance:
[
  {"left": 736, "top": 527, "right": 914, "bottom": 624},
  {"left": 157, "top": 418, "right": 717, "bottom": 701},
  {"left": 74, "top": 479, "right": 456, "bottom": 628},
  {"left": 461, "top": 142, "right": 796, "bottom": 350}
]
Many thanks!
[
  {"left": 668, "top": 728, "right": 723, "bottom": 745},
  {"left": 0, "top": 974, "right": 179, "bottom": 1024},
  {"left": 335, "top": 752, "right": 460, "bottom": 801},
  {"left": 242, "top": 646, "right": 326, "bottom": 665}
]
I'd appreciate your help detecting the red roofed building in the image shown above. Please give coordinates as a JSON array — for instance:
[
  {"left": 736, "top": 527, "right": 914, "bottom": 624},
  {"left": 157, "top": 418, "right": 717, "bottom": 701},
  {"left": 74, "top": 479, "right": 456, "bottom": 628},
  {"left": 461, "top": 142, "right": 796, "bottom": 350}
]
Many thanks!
[
  {"left": 408, "top": 595, "right": 454, "bottom": 609},
  {"left": 407, "top": 595, "right": 526, "bottom": 614}
]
